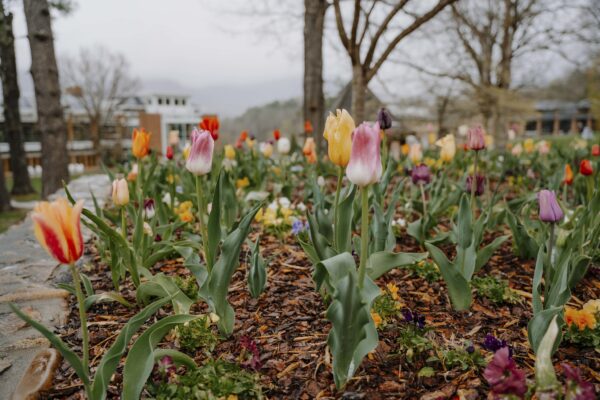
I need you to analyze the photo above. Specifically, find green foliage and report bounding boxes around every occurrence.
[472,276,519,305]
[406,260,441,283]
[177,317,218,353]
[434,346,486,371]
[564,322,600,350]
[372,292,400,325]
[247,236,267,299]
[397,325,433,363]
[149,359,263,400]
[174,275,200,300]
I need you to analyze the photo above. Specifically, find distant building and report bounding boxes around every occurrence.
[0,91,205,171]
[524,100,596,135]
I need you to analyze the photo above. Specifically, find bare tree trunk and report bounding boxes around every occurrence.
[90,115,100,163]
[351,64,367,123]
[23,0,68,198]
[0,159,11,211]
[303,0,326,148]
[0,5,35,195]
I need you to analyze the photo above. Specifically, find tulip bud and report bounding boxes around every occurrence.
[304,120,313,134]
[224,144,236,160]
[323,109,355,167]
[168,130,180,146]
[260,142,274,158]
[166,145,174,160]
[537,190,563,223]
[435,134,456,162]
[465,174,485,196]
[144,198,155,219]
[132,128,151,159]
[579,159,593,176]
[277,137,291,154]
[273,129,281,141]
[346,122,382,187]
[143,222,153,236]
[408,144,422,164]
[592,144,600,157]
[467,126,486,151]
[185,128,214,176]
[563,164,573,185]
[411,164,431,185]
[199,116,219,141]
[112,178,129,206]
[127,164,138,182]
[377,107,392,130]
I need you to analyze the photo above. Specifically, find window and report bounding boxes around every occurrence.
[174,99,179,105]
[182,99,186,106]
[166,98,170,105]
[158,98,163,105]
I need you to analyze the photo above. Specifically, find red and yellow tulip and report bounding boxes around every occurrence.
[132,128,151,159]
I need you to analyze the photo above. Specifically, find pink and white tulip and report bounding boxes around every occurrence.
[346,122,382,187]
[185,128,214,176]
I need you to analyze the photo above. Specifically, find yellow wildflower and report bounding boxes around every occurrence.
[371,311,383,328]
[179,210,194,223]
[386,283,400,301]
[236,177,250,189]
[582,299,600,315]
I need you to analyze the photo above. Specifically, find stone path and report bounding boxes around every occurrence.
[0,175,110,400]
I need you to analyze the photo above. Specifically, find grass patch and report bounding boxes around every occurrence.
[0,208,28,234]
[4,176,42,202]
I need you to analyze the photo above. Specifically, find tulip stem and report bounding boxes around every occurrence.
[138,161,144,204]
[333,166,344,251]
[120,207,127,239]
[68,262,90,396]
[358,186,370,289]
[471,151,478,217]
[544,223,555,301]
[169,162,175,210]
[419,183,427,217]
[195,175,211,271]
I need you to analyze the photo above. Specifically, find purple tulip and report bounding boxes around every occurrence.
[537,190,563,223]
[346,122,382,187]
[562,363,596,400]
[467,125,486,151]
[186,128,214,176]
[377,107,392,130]
[411,164,431,185]
[465,175,485,196]
[483,347,527,398]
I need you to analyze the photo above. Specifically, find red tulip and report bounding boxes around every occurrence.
[199,116,219,141]
[273,129,281,141]
[580,159,593,176]
[304,120,313,134]
[592,144,600,157]
[166,145,174,160]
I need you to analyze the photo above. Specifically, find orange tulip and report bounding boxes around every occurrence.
[304,120,314,134]
[303,137,317,164]
[200,116,219,141]
[563,164,573,185]
[132,128,151,159]
[32,198,84,264]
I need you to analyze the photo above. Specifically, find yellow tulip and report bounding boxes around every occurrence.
[132,128,151,159]
[183,143,191,160]
[435,134,456,162]
[401,143,410,156]
[524,138,534,153]
[408,144,422,164]
[111,178,129,206]
[224,144,235,160]
[32,198,84,264]
[323,109,355,167]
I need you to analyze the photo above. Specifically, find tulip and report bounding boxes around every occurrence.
[240,130,248,141]
[132,128,151,159]
[323,109,355,168]
[538,190,563,223]
[199,116,219,141]
[346,122,382,187]
[168,130,180,146]
[563,164,573,185]
[186,128,214,176]
[524,138,535,153]
[467,126,486,151]
[304,120,313,134]
[411,164,431,185]
[592,144,600,157]
[246,135,256,149]
[182,143,191,160]
[465,175,485,196]
[435,134,456,162]
[408,143,422,164]
[537,140,550,155]
[389,141,401,161]
[224,144,236,160]
[166,145,174,160]
[32,198,84,264]
[401,143,410,156]
[377,107,392,130]
[260,141,274,158]
[273,129,281,141]
[144,198,155,219]
[511,143,523,156]
[277,137,291,154]
[580,159,593,176]
[112,178,129,206]
[303,137,317,164]
[127,163,138,182]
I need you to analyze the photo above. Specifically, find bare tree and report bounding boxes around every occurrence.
[24,0,69,198]
[304,0,327,148]
[61,46,139,160]
[0,1,35,195]
[331,0,457,122]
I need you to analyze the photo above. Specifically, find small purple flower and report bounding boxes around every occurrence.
[483,347,527,398]
[537,189,564,223]
[292,219,308,235]
[402,308,425,329]
[156,355,175,379]
[482,334,512,356]
[465,174,485,196]
[411,164,431,185]
[562,363,596,400]
[240,336,261,370]
[466,344,475,354]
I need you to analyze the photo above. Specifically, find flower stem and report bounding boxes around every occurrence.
[169,162,175,210]
[138,160,144,204]
[120,207,127,239]
[419,183,427,217]
[333,166,344,251]
[68,262,91,397]
[544,223,556,301]
[470,151,478,217]
[195,175,211,272]
[357,186,370,288]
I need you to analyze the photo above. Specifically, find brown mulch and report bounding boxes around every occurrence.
[41,227,600,399]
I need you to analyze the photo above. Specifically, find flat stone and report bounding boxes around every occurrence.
[11,348,61,400]
[0,358,12,375]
